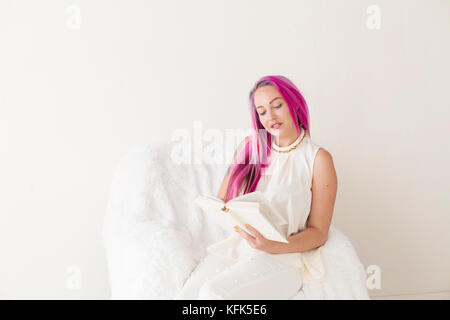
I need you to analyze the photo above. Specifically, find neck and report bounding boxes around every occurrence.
[274,128,303,147]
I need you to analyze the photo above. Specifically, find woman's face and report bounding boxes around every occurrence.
[253,85,297,140]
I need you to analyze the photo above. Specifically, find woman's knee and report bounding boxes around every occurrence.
[197,280,227,300]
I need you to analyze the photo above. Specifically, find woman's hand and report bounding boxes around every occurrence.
[234,224,283,254]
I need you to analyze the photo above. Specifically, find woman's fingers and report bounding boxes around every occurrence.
[244,224,264,240]
[234,224,274,251]
[234,225,255,241]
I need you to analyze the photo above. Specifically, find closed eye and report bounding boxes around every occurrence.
[259,104,282,116]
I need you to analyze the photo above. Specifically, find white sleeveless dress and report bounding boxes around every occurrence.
[206,127,327,284]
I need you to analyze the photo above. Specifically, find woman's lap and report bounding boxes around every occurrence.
[175,251,303,300]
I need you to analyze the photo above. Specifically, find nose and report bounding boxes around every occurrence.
[266,108,278,122]
[265,107,275,118]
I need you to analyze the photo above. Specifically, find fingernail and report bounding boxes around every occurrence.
[234,225,239,232]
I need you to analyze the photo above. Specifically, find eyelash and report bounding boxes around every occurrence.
[259,104,282,116]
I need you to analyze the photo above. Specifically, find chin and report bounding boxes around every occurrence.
[270,131,282,137]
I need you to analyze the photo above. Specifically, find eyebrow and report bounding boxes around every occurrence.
[256,96,282,109]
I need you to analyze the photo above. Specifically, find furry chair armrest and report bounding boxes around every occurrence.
[102,142,228,299]
[103,220,198,299]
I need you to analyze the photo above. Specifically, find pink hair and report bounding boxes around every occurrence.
[224,75,311,202]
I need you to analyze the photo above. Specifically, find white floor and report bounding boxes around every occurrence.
[371,290,450,300]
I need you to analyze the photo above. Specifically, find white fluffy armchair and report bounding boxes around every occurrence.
[102,140,370,299]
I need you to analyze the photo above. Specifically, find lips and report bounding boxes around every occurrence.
[271,122,282,129]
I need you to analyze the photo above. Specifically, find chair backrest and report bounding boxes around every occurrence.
[103,139,231,259]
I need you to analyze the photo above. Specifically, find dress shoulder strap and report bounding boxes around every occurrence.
[302,135,322,186]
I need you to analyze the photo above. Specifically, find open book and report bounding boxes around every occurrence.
[194,190,289,243]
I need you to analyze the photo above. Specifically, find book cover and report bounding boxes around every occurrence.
[194,191,288,243]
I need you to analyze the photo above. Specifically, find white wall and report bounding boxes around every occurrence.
[0,0,449,299]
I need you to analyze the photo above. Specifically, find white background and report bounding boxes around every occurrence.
[1,0,449,299]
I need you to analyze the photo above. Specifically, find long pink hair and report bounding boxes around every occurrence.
[224,75,311,202]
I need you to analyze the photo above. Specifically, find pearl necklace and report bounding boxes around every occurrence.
[271,129,306,153]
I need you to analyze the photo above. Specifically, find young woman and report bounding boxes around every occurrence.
[175,75,369,300]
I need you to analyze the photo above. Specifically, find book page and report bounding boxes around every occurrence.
[226,203,288,243]
[230,191,288,226]
[195,191,288,242]
[194,195,238,231]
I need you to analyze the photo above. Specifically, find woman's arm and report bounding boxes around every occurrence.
[237,148,337,254]
[216,135,251,202]
[277,148,337,253]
